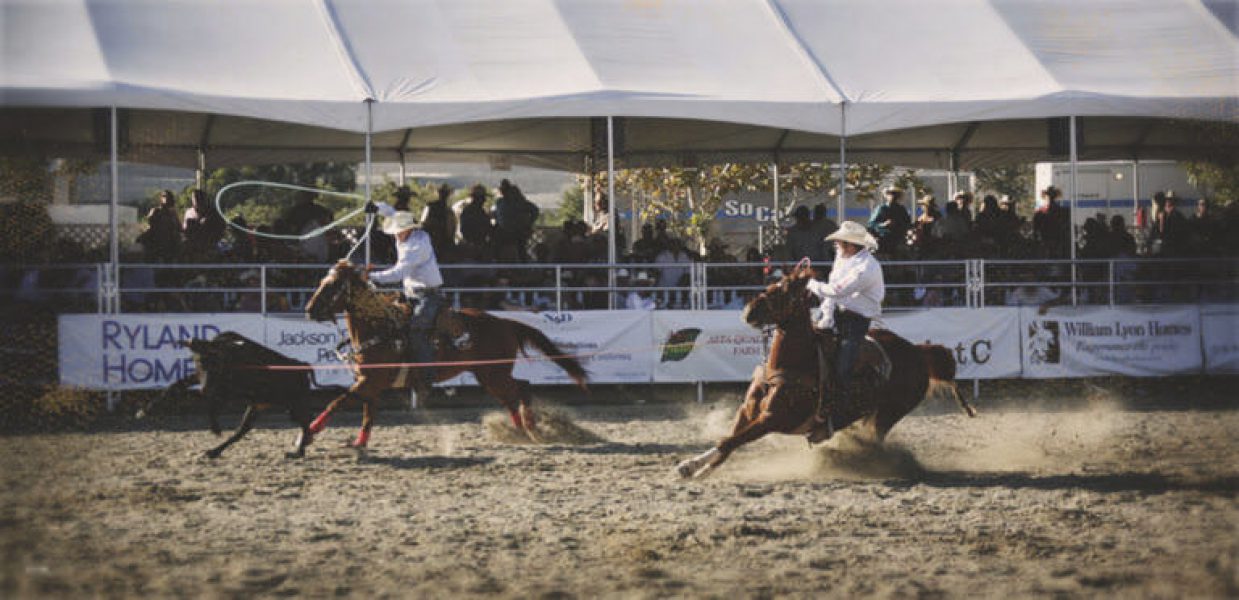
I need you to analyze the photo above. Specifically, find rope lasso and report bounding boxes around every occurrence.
[213,180,377,263]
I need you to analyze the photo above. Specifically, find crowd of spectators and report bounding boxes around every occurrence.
[5,179,1238,314]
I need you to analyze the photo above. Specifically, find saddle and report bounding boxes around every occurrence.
[813,330,892,421]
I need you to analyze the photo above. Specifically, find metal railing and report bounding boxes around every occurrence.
[1,258,1235,314]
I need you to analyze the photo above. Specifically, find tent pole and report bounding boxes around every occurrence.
[607,116,617,266]
[1132,159,1140,220]
[364,100,373,265]
[769,162,779,251]
[837,103,847,222]
[398,150,407,185]
[109,106,119,312]
[196,147,206,190]
[107,106,120,412]
[1069,115,1078,305]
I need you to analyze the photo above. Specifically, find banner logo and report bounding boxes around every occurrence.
[1026,320,1061,365]
[660,328,703,363]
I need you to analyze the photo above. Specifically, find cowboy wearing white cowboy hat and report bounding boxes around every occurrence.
[804,220,885,438]
[364,200,448,402]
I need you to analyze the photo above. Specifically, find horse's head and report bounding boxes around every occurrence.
[741,261,816,329]
[305,260,363,323]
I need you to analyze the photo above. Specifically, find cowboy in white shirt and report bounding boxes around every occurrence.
[365,201,449,400]
[804,221,885,430]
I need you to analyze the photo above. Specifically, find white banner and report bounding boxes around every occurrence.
[440,310,654,386]
[1201,305,1239,374]
[1020,306,1202,378]
[58,314,265,390]
[263,316,355,388]
[881,308,1023,379]
[652,311,765,382]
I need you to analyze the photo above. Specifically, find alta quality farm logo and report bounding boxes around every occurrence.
[1026,320,1061,365]
[660,328,703,363]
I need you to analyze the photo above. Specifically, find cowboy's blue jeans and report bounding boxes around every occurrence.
[833,308,871,403]
[406,288,445,383]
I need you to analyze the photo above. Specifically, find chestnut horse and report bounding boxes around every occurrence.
[302,261,588,449]
[676,264,976,478]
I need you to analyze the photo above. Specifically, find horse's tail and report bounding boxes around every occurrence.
[919,344,977,418]
[512,321,590,392]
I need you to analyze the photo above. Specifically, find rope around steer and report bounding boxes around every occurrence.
[213,180,376,261]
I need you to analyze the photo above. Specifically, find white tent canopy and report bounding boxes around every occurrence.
[2,0,1236,168]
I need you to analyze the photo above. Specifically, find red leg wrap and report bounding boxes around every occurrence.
[509,410,523,429]
[353,429,370,448]
[308,412,331,434]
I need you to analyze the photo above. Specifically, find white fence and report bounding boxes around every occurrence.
[59,305,1238,391]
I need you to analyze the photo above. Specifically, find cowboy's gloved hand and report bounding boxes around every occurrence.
[364,201,379,214]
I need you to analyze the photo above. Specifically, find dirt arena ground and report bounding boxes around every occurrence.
[2,388,1237,598]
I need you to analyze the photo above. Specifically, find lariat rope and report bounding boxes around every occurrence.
[213,180,376,261]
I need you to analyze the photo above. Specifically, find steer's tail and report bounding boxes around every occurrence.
[919,344,977,418]
[512,321,589,392]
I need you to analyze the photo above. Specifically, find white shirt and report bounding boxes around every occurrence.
[805,248,884,328]
[369,202,444,295]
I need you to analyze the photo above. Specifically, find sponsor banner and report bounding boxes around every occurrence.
[58,314,264,390]
[1201,305,1239,374]
[881,308,1022,379]
[440,310,654,386]
[264,316,355,388]
[652,311,764,382]
[1020,306,1202,378]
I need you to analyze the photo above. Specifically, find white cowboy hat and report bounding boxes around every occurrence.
[380,211,419,235]
[824,221,879,251]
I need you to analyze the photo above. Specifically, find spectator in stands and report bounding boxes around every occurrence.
[1152,191,1189,257]
[868,187,911,256]
[182,189,226,258]
[392,185,414,212]
[492,179,539,262]
[974,194,1001,243]
[631,223,659,263]
[588,193,610,236]
[1033,185,1069,258]
[655,238,692,308]
[285,191,334,262]
[1109,214,1137,257]
[626,270,659,310]
[459,184,493,247]
[954,192,974,225]
[937,200,970,242]
[1189,198,1217,255]
[994,195,1022,241]
[786,205,822,261]
[138,190,182,263]
[810,203,838,260]
[552,220,589,264]
[420,184,457,260]
[914,194,941,238]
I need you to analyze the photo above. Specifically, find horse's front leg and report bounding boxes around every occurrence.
[205,405,258,459]
[677,382,764,478]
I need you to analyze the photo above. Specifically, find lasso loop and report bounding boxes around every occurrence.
[213,181,367,242]
[213,180,377,263]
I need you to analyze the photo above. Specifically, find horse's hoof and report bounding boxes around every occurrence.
[204,450,221,460]
[675,461,696,479]
[284,450,305,459]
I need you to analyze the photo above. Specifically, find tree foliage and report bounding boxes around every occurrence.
[974,164,1035,212]
[1184,161,1239,206]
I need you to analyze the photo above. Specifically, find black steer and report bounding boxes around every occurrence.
[154,331,328,459]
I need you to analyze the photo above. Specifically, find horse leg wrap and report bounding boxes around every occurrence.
[353,428,370,448]
[509,410,523,429]
[308,412,331,434]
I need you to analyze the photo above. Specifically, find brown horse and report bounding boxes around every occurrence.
[676,263,976,478]
[302,261,588,449]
